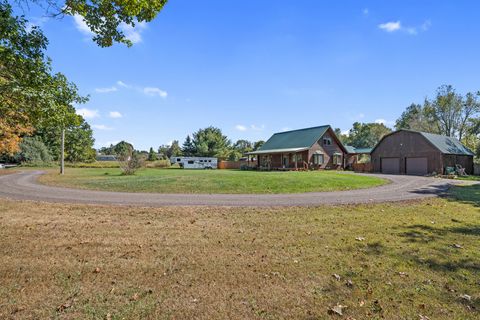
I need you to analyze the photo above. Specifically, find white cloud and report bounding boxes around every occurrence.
[95,86,118,93]
[378,20,431,35]
[375,119,394,126]
[116,80,131,88]
[109,111,123,118]
[120,21,147,44]
[378,21,401,32]
[76,108,99,119]
[235,125,247,131]
[143,87,168,98]
[73,14,94,36]
[92,124,113,130]
[363,8,369,15]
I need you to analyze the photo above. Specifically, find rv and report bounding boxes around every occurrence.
[170,156,218,169]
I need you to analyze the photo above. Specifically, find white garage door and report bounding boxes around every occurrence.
[381,158,400,174]
[406,157,428,176]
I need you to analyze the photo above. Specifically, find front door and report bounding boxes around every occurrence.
[283,155,289,167]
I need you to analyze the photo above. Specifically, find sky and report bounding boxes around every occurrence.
[17,0,480,150]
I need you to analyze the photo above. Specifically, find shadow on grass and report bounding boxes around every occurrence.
[447,183,480,207]
[398,223,480,273]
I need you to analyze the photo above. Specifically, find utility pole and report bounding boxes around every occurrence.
[60,128,65,175]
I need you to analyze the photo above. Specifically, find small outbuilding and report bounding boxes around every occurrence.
[371,129,474,175]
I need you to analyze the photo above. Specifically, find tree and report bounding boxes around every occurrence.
[0,1,87,170]
[14,0,168,47]
[182,135,196,156]
[253,140,265,151]
[36,116,95,162]
[14,136,52,164]
[118,149,144,175]
[192,126,230,158]
[167,140,182,158]
[148,147,158,161]
[113,141,134,157]
[395,86,480,141]
[233,140,253,154]
[344,122,392,148]
[395,103,438,133]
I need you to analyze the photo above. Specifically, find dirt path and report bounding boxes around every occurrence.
[0,170,462,207]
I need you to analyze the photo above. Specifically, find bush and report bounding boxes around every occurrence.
[118,151,144,175]
[15,137,53,165]
[145,160,171,168]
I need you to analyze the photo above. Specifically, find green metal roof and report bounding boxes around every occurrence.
[419,131,474,156]
[256,125,330,152]
[344,145,373,154]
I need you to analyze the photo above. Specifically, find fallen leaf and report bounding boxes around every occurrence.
[93,267,101,273]
[332,273,341,281]
[452,244,463,249]
[460,294,472,301]
[419,315,430,320]
[355,237,365,241]
[328,304,347,316]
[398,272,408,277]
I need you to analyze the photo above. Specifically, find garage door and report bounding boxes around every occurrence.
[381,158,400,174]
[406,157,428,176]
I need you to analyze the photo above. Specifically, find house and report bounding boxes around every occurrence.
[246,125,348,170]
[344,145,372,168]
[371,129,474,175]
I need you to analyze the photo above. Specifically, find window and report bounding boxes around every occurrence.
[313,154,324,165]
[323,138,332,146]
[188,160,194,164]
[208,160,212,162]
[332,154,342,165]
[177,158,181,162]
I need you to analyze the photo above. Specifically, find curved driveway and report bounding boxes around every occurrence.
[0,170,461,207]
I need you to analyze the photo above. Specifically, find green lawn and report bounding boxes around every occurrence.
[38,168,387,194]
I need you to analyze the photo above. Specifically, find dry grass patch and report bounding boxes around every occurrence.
[0,198,479,319]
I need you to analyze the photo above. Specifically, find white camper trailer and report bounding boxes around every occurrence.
[170,156,218,169]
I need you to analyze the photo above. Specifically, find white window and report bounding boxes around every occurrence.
[313,154,324,165]
[332,154,342,165]
[323,138,332,146]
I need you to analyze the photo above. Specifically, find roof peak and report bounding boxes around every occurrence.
[273,125,330,135]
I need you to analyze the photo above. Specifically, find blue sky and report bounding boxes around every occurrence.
[20,1,480,150]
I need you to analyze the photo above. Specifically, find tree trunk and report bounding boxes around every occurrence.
[60,128,65,175]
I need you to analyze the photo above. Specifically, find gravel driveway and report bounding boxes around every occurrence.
[0,170,461,207]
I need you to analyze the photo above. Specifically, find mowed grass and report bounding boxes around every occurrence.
[1,189,480,319]
[38,168,386,194]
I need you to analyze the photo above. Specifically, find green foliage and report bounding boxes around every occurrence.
[344,122,392,148]
[15,0,168,47]
[192,126,230,158]
[181,135,196,156]
[396,85,480,141]
[35,117,95,162]
[253,140,265,151]
[0,1,87,155]
[147,147,158,161]
[14,136,52,164]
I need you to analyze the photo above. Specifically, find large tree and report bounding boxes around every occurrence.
[192,126,230,158]
[181,135,196,156]
[396,86,480,141]
[14,0,168,47]
[0,1,87,156]
[344,122,392,148]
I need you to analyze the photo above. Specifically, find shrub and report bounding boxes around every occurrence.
[118,151,144,175]
[145,160,171,168]
[15,137,53,165]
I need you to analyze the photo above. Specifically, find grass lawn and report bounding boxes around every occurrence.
[37,168,387,194]
[1,187,479,319]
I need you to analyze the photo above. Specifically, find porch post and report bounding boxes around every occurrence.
[294,152,297,170]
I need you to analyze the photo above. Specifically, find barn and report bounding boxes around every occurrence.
[371,129,474,175]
